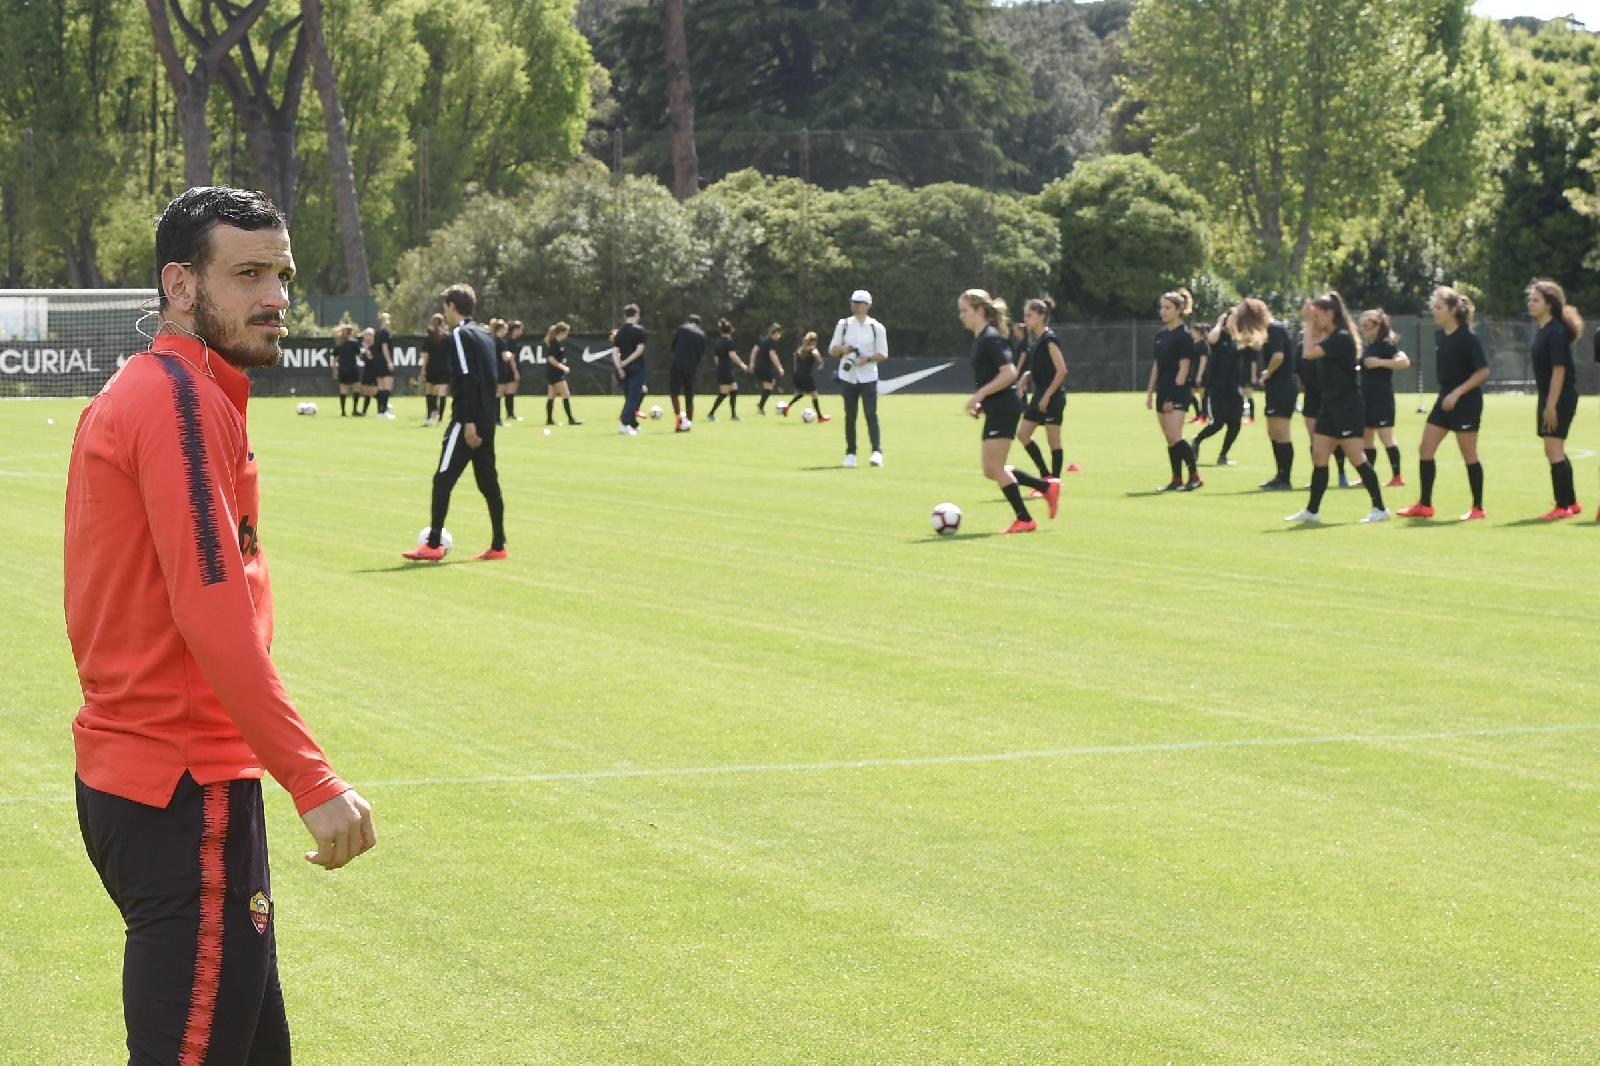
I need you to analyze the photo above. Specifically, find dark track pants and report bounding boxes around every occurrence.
[620,369,647,427]
[841,380,881,455]
[77,772,290,1066]
[431,421,506,550]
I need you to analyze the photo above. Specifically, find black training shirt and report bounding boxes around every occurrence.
[671,323,707,371]
[971,324,1015,390]
[1316,330,1360,403]
[1153,325,1195,389]
[714,336,735,374]
[1434,327,1488,393]
[1531,319,1576,397]
[1361,338,1398,398]
[1206,332,1240,394]
[334,339,361,374]
[615,323,647,376]
[1029,329,1065,399]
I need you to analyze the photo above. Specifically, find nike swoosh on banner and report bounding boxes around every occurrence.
[581,346,617,364]
[877,362,955,395]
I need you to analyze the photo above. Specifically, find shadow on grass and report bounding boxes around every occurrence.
[911,530,1000,543]
[351,560,467,574]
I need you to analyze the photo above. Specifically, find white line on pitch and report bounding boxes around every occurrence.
[5,722,1596,807]
[359,721,1600,790]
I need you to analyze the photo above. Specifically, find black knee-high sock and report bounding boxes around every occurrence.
[708,393,726,416]
[684,394,694,419]
[1023,441,1049,479]
[1550,460,1567,507]
[1334,450,1347,479]
[1307,466,1330,514]
[1419,458,1437,505]
[1219,419,1241,458]
[361,395,371,414]
[1050,447,1063,477]
[380,390,392,414]
[1001,481,1033,521]
[1356,461,1384,509]
[1556,458,1576,507]
[1281,441,1295,482]
[563,397,577,421]
[790,392,805,408]
[812,396,822,415]
[1364,447,1377,468]
[506,395,516,418]
[758,387,771,411]
[1466,461,1483,509]
[339,393,348,415]
[1386,445,1401,476]
[1167,443,1182,482]
[546,399,557,423]
[1011,467,1049,492]
[1179,439,1197,477]
[729,393,739,416]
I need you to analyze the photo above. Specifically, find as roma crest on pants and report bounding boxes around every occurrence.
[250,891,272,935]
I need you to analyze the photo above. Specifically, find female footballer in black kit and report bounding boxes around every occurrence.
[544,321,582,426]
[331,323,360,415]
[1144,288,1202,492]
[751,323,784,414]
[419,313,452,425]
[1016,297,1069,483]
[1397,286,1491,521]
[1187,320,1211,425]
[1297,315,1347,487]
[959,288,1060,533]
[705,319,747,421]
[502,320,525,421]
[1357,309,1409,485]
[357,325,379,416]
[1526,279,1584,520]
[1250,301,1298,490]
[1193,308,1244,465]
[1283,292,1390,524]
[782,331,830,421]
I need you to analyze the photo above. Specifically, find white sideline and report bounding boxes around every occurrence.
[5,722,1595,806]
[360,721,1600,790]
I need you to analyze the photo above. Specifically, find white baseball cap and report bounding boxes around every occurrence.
[850,289,872,305]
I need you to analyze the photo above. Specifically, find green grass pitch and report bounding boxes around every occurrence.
[2,390,1597,1063]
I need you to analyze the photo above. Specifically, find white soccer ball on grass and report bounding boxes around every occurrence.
[930,503,962,536]
[417,527,453,556]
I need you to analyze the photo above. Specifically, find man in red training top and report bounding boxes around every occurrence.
[64,186,376,1065]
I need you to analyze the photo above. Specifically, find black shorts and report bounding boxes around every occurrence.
[1315,395,1365,439]
[982,402,1022,441]
[496,366,515,385]
[1263,378,1298,417]
[1426,391,1484,433]
[756,372,776,387]
[1161,386,1192,411]
[337,369,360,385]
[424,369,451,386]
[715,366,735,387]
[1300,385,1322,420]
[1023,390,1066,426]
[669,365,696,394]
[77,773,289,1064]
[1537,389,1579,439]
[359,368,380,386]
[544,369,567,387]
[1364,389,1396,428]
[795,371,817,393]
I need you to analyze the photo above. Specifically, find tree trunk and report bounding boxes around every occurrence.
[215,18,309,222]
[301,0,370,295]
[145,0,275,189]
[662,0,700,200]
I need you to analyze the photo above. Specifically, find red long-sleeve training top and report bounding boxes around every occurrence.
[64,335,346,815]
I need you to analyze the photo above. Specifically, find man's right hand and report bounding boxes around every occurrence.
[464,423,483,448]
[302,788,376,870]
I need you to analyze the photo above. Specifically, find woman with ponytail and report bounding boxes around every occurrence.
[1144,287,1202,492]
[1358,309,1409,485]
[543,321,581,426]
[1526,279,1584,520]
[1016,296,1070,482]
[1283,292,1390,524]
[1235,299,1298,490]
[1396,287,1491,521]
[1193,306,1245,466]
[958,289,1060,533]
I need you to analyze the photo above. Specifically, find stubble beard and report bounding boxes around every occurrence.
[193,283,282,369]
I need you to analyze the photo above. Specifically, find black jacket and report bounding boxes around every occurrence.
[448,319,501,427]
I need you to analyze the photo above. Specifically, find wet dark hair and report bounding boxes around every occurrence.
[154,186,286,308]
[623,303,640,318]
[717,317,732,336]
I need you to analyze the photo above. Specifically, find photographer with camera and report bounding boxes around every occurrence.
[829,288,888,467]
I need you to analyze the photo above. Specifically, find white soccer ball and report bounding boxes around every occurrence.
[678,416,692,431]
[931,502,962,536]
[648,404,663,419]
[296,401,318,416]
[417,526,453,556]
[801,407,817,423]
